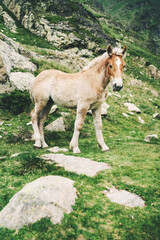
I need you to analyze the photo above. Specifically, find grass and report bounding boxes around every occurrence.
[0,74,159,239]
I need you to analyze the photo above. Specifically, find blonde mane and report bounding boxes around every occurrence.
[83,47,124,71]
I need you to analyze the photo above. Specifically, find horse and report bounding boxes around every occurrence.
[30,45,127,153]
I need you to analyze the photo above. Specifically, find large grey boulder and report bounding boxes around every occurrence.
[0,33,37,75]
[9,72,35,90]
[41,153,111,177]
[0,176,77,230]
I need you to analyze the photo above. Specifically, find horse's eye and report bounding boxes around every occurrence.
[109,64,113,69]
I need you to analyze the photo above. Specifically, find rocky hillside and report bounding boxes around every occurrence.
[0,0,115,50]
[0,0,160,92]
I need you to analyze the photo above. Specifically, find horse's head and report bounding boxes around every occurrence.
[106,45,127,91]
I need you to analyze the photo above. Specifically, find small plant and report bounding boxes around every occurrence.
[15,151,46,174]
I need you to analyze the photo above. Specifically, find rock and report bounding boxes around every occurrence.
[145,134,158,142]
[26,121,32,126]
[48,147,68,153]
[87,110,92,115]
[45,117,65,132]
[43,47,92,72]
[0,55,8,83]
[101,102,110,116]
[157,71,160,78]
[130,79,142,87]
[0,135,2,139]
[41,153,111,177]
[11,152,28,158]
[87,102,110,116]
[48,31,82,49]
[2,11,17,33]
[0,34,37,77]
[49,105,58,114]
[60,112,70,117]
[0,81,15,93]
[104,186,145,208]
[138,116,145,124]
[0,176,77,230]
[153,113,160,119]
[112,93,121,98]
[124,103,141,113]
[9,72,35,90]
[122,113,129,118]
[5,123,12,126]
[128,112,134,115]
[148,65,159,79]
[150,89,159,97]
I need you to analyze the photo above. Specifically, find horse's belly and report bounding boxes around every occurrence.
[51,91,77,108]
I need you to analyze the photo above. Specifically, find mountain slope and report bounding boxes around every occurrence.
[83,0,160,54]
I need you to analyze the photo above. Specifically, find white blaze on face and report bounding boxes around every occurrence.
[116,57,121,70]
[113,57,123,87]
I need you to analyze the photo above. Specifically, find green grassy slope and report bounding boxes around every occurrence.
[0,81,159,239]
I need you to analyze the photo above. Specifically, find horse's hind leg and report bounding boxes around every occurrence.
[39,99,53,148]
[31,100,48,148]
[92,105,109,152]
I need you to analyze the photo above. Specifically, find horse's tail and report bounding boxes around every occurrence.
[29,78,35,104]
[29,90,34,104]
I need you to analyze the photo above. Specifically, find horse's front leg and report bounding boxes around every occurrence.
[70,103,88,153]
[92,105,109,152]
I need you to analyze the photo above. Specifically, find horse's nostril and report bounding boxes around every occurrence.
[113,84,123,91]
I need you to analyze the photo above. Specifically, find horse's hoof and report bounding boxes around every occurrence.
[73,147,81,154]
[34,143,42,149]
[34,145,41,149]
[42,143,48,148]
[102,145,109,152]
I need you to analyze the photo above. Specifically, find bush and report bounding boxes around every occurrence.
[15,151,47,175]
[0,89,32,115]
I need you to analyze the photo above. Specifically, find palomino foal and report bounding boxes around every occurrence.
[30,45,126,153]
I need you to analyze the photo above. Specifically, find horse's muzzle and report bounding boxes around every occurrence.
[113,83,123,91]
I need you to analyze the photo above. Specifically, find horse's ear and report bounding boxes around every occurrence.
[107,45,112,57]
[122,46,127,58]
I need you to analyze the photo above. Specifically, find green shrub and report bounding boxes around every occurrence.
[15,151,46,175]
[0,89,32,115]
